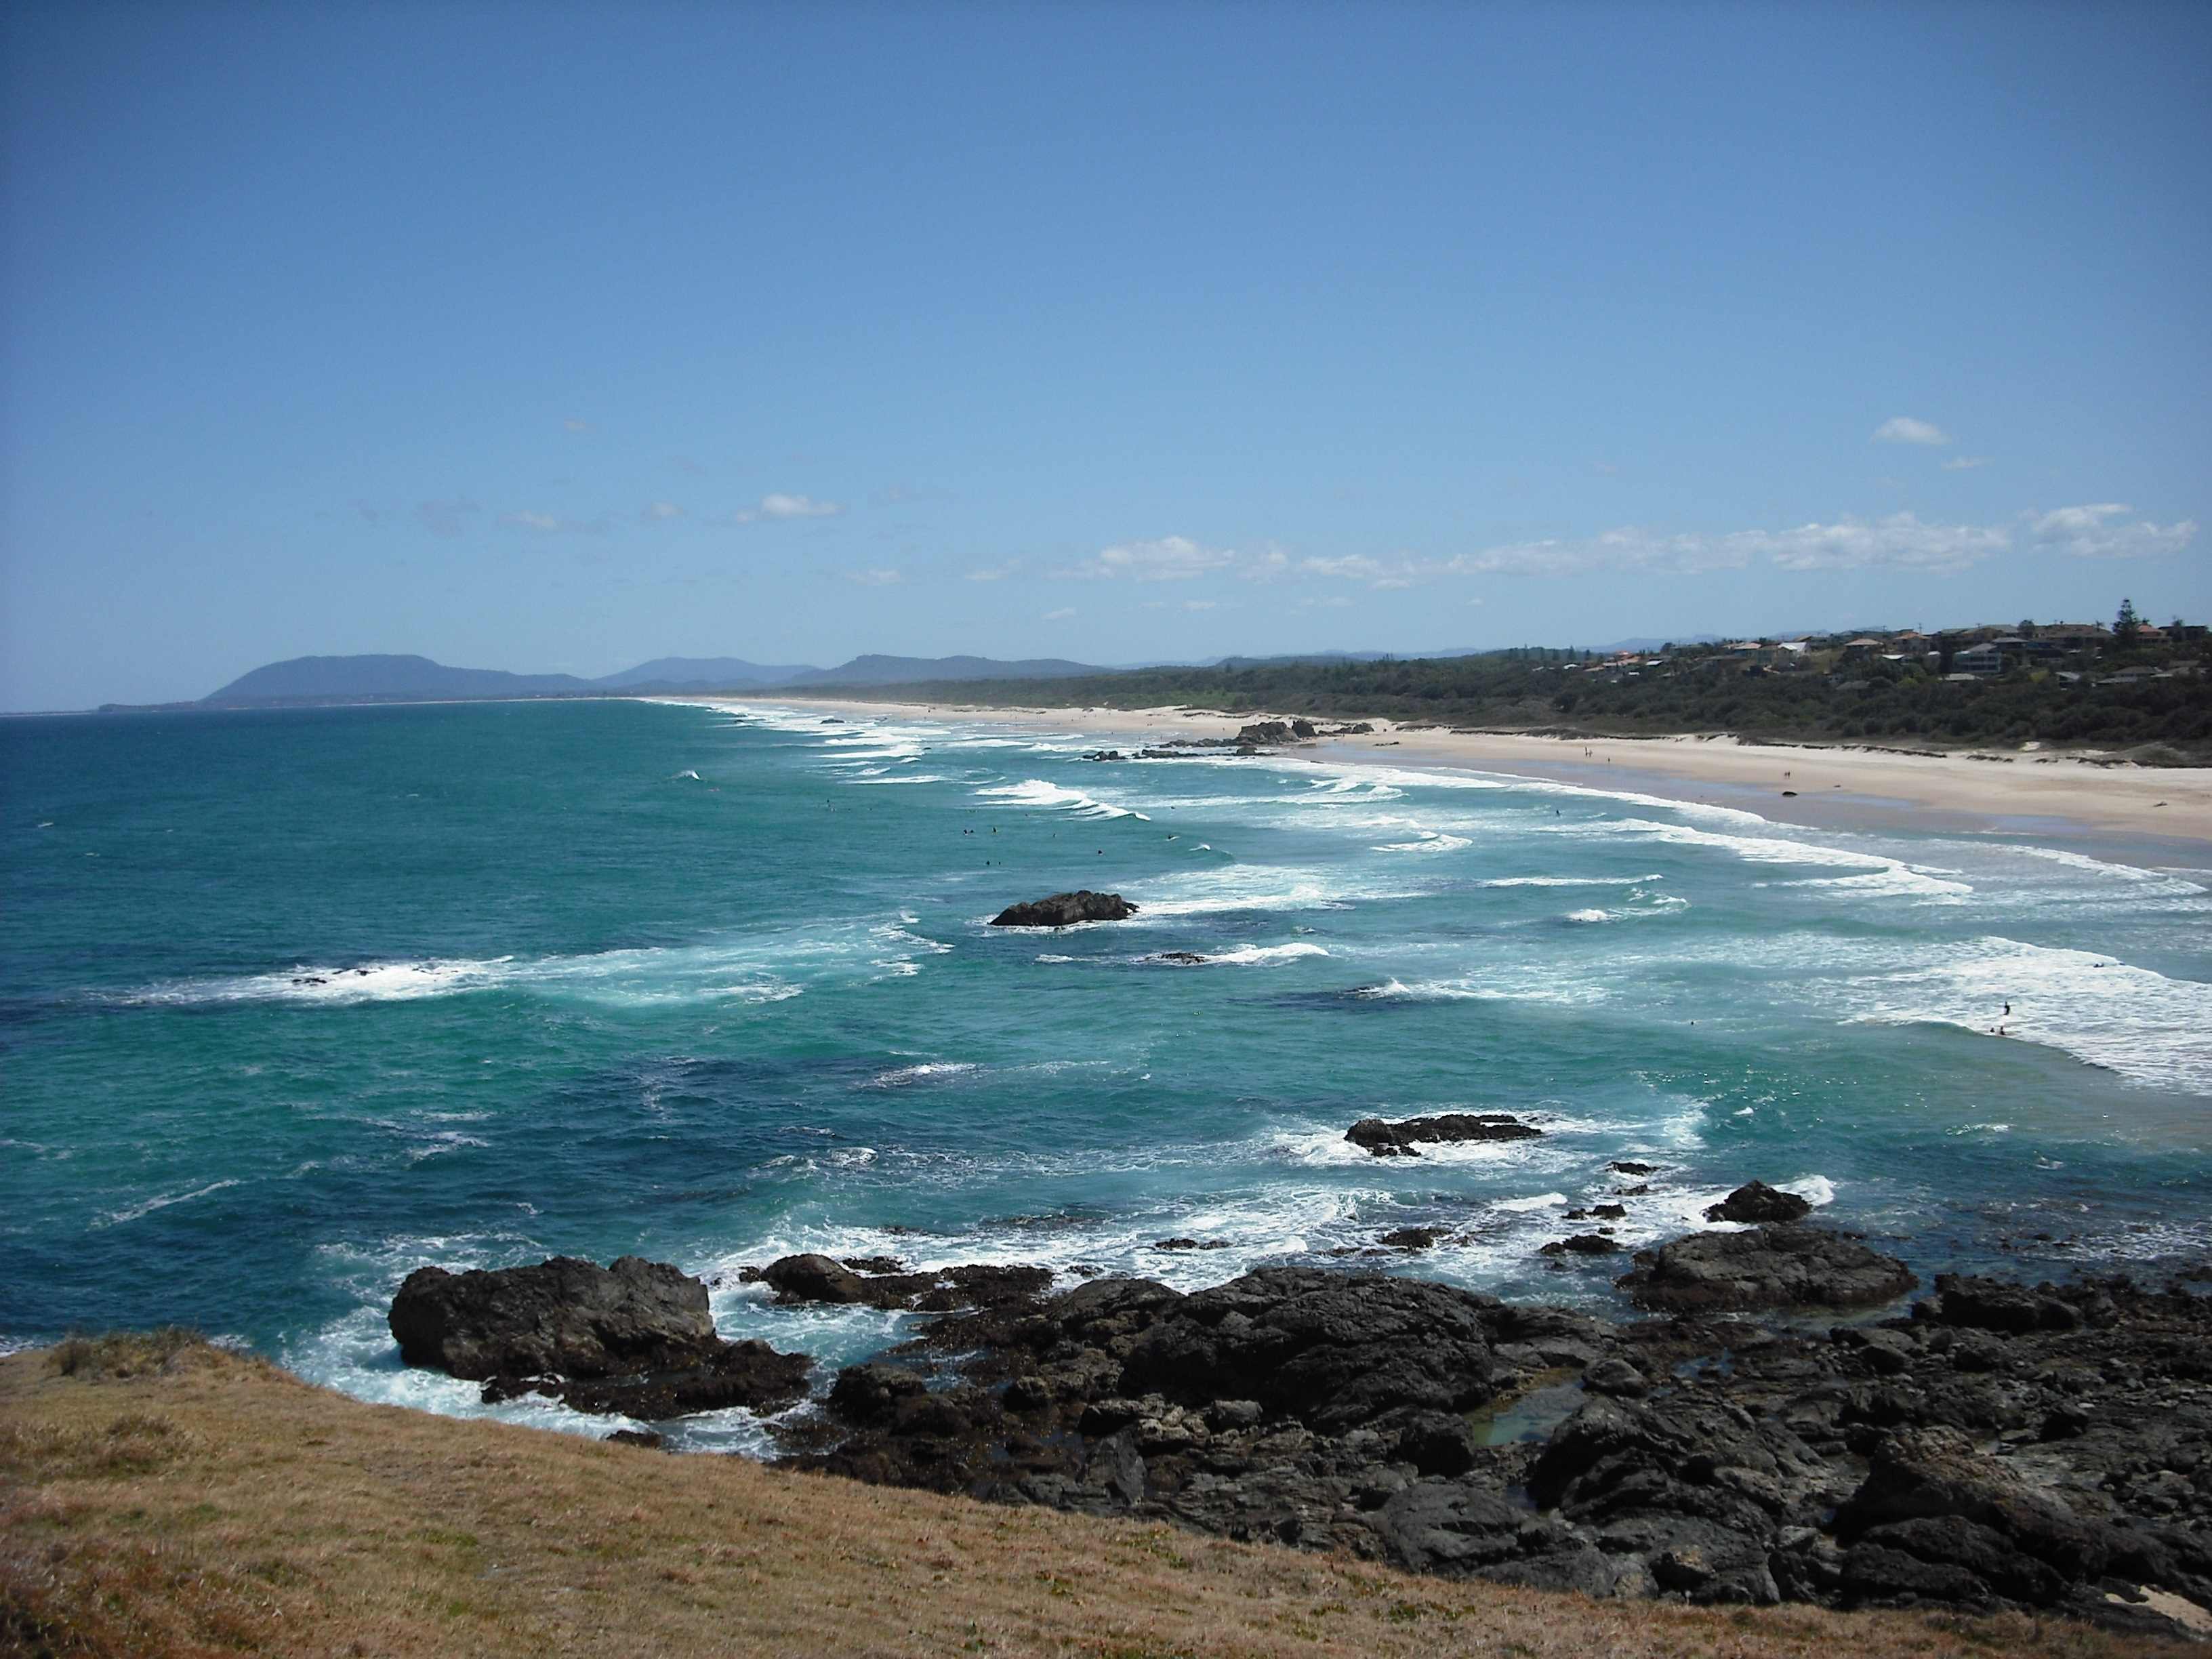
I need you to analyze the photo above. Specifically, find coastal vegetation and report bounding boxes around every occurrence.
[1,1335,2187,1659]
[787,626,2212,762]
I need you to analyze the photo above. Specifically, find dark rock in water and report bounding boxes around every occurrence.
[1379,1226,1446,1251]
[1616,1227,1917,1313]
[388,1254,814,1418]
[841,1254,906,1275]
[390,1255,726,1379]
[1705,1181,1814,1224]
[988,890,1137,927]
[1153,951,1206,965]
[761,1253,1053,1312]
[1117,1267,1496,1431]
[1345,1113,1542,1157]
[1151,1237,1229,1252]
[1541,1234,1622,1257]
[1610,1161,1658,1176]
[604,1428,665,1448]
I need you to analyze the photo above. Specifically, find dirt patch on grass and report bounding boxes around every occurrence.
[0,1337,2192,1658]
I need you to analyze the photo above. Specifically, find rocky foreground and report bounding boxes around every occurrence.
[391,1213,2212,1641]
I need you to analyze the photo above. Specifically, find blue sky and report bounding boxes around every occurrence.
[2,1,2206,709]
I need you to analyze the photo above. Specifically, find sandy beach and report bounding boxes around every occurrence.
[702,694,2212,857]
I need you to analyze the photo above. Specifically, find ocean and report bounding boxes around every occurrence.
[3,697,2208,1454]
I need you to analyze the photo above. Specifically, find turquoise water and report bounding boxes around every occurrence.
[4,697,2209,1450]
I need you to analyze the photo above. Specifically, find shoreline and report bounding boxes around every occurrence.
[692,693,2212,859]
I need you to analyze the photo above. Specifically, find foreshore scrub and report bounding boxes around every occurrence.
[1,1334,2192,1659]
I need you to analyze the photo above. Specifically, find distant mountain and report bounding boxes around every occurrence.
[787,654,1105,686]
[204,655,594,704]
[593,657,815,689]
[200,651,1113,705]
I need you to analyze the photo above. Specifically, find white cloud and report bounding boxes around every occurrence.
[499,509,607,535]
[726,493,844,523]
[1298,596,1353,609]
[417,498,480,537]
[642,501,684,520]
[1043,606,1076,619]
[966,560,1023,582]
[1465,596,1486,607]
[844,568,903,586]
[1940,455,1993,471]
[562,418,598,434]
[2030,504,2196,560]
[1183,599,1220,611]
[1872,416,1954,446]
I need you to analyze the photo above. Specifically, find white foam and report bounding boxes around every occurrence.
[121,917,948,1011]
[1373,831,1473,853]
[1202,941,1332,966]
[1827,935,2212,1094]
[975,778,1150,820]
[1565,908,1610,924]
[94,1179,241,1228]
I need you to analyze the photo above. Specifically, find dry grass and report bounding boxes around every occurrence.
[0,1335,2192,1658]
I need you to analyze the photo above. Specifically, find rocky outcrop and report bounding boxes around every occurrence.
[1115,1269,1497,1431]
[391,1256,725,1378]
[1704,1181,1813,1224]
[988,890,1137,927]
[749,1254,1053,1313]
[760,1254,2212,1638]
[1345,1113,1542,1157]
[1615,1227,1917,1313]
[388,1255,811,1418]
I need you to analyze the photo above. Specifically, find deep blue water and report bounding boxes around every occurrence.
[3,697,2207,1450]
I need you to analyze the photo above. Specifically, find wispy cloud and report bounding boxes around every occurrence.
[724,493,844,523]
[1069,535,1243,581]
[1940,455,1993,471]
[641,500,684,520]
[1460,514,2005,575]
[562,417,599,434]
[1871,416,1954,446]
[844,568,903,586]
[2030,504,2196,560]
[417,498,480,537]
[966,559,1024,582]
[1043,606,1076,619]
[500,509,607,535]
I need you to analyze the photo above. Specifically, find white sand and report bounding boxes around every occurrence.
[695,695,2212,853]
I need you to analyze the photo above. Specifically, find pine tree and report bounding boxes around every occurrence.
[2116,598,2142,647]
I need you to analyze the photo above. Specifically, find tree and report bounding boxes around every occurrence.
[2116,598,2142,647]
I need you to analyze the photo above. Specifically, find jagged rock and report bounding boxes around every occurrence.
[1118,1267,1496,1431]
[1616,1227,1917,1313]
[760,1253,1052,1311]
[828,1362,930,1425]
[1540,1233,1620,1256]
[388,1254,814,1418]
[390,1255,727,1378]
[988,890,1137,927]
[1705,1181,1814,1225]
[1345,1113,1542,1156]
[1917,1273,2085,1334]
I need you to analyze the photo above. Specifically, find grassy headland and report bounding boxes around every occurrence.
[1,1334,2192,1659]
